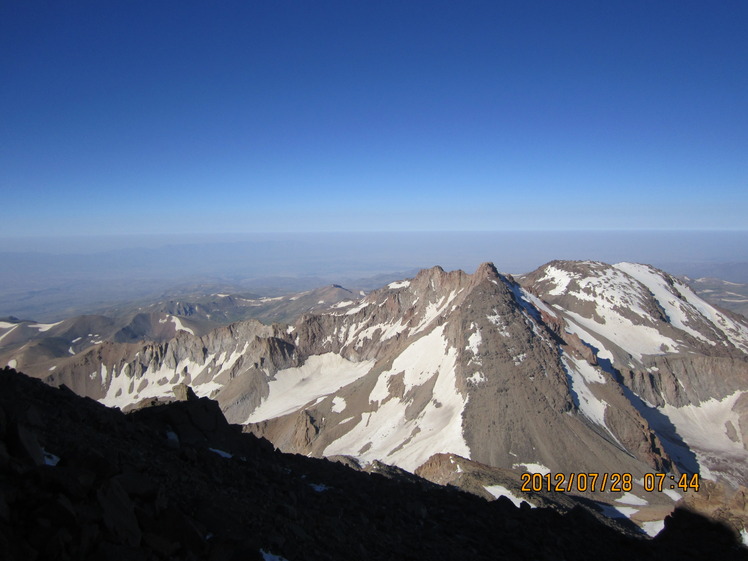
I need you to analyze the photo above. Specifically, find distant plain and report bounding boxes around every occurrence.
[2,230,747,322]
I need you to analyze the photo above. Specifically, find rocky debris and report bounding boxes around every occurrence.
[680,479,748,540]
[1,366,746,560]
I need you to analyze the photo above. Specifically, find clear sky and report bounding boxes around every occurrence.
[2,0,747,237]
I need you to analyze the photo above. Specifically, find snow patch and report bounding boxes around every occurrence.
[484,485,535,508]
[344,302,369,315]
[661,390,747,481]
[209,448,233,459]
[326,325,469,472]
[537,265,576,296]
[616,492,648,506]
[512,462,551,475]
[467,328,482,355]
[331,396,346,413]
[33,321,62,332]
[42,449,60,466]
[562,354,620,446]
[487,312,510,337]
[387,280,411,289]
[467,372,486,384]
[171,316,194,335]
[564,309,679,360]
[412,290,458,335]
[641,519,665,537]
[260,550,289,561]
[0,324,18,344]
[615,262,748,352]
[245,354,375,423]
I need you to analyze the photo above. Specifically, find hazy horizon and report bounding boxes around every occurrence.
[2,229,747,322]
[3,4,746,318]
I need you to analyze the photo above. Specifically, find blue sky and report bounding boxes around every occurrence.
[2,1,747,237]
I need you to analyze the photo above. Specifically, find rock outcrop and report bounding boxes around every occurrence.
[1,366,746,561]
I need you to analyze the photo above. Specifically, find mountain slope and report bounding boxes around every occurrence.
[4,366,745,561]
[18,260,748,536]
[521,260,748,487]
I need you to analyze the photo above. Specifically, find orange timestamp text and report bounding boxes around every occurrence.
[520,472,700,493]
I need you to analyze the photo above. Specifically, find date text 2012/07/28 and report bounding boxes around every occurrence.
[520,472,700,493]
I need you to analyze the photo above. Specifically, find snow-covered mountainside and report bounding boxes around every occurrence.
[11,260,748,536]
[0,284,357,374]
[522,261,748,488]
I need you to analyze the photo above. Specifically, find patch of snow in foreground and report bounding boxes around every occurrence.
[512,462,551,475]
[260,550,289,561]
[641,519,665,537]
[742,528,748,547]
[7,359,17,369]
[209,448,233,459]
[484,485,536,508]
[245,353,375,423]
[42,448,60,466]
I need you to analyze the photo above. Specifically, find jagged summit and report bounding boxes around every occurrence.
[474,261,501,279]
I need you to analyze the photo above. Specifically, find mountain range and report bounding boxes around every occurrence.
[4,365,746,560]
[2,259,748,544]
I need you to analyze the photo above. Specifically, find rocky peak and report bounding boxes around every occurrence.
[473,261,501,280]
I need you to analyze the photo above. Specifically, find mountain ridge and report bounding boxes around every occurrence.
[4,365,746,560]
[4,259,748,538]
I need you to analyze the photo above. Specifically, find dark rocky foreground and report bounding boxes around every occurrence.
[0,367,745,561]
